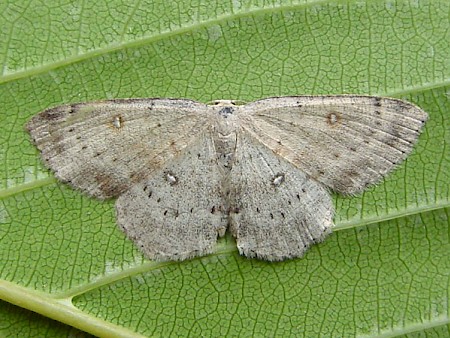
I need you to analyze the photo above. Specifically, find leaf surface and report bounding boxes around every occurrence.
[1,0,449,336]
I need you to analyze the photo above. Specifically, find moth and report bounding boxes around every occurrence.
[26,96,428,261]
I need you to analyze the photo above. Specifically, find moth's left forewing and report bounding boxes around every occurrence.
[239,96,428,194]
[26,99,210,199]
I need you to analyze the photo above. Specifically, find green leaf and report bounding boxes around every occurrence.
[0,299,94,338]
[1,0,448,336]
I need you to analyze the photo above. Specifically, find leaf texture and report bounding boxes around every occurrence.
[0,0,448,336]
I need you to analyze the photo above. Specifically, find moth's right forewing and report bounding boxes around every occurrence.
[239,96,428,194]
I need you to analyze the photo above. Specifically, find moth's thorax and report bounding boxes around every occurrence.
[210,103,239,170]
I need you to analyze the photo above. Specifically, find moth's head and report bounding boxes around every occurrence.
[207,99,246,106]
